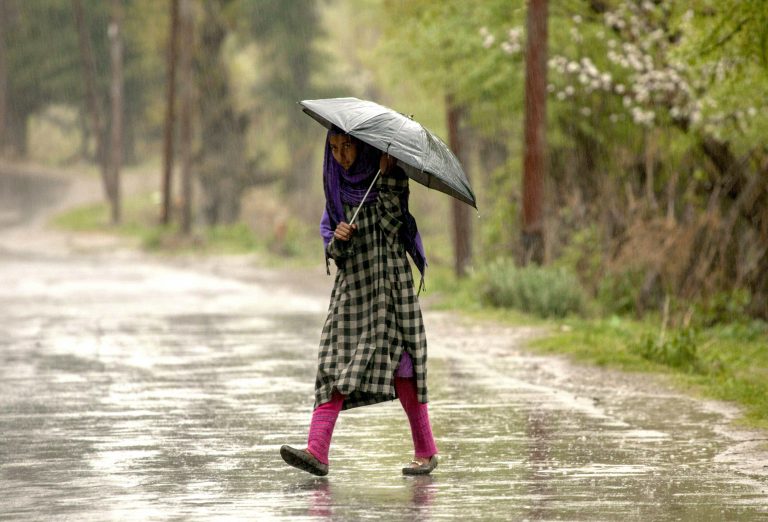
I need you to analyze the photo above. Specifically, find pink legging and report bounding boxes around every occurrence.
[306,379,438,465]
[394,377,439,459]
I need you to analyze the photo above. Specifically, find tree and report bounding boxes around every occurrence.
[72,0,113,217]
[195,0,248,225]
[107,0,124,224]
[161,0,180,225]
[2,0,158,166]
[376,0,520,275]
[243,0,324,195]
[0,1,11,155]
[483,0,768,317]
[179,0,194,233]
[4,1,95,157]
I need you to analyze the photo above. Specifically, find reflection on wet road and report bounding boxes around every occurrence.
[1,251,767,520]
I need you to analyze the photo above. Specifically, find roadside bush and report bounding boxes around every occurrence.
[477,258,586,318]
[554,225,603,293]
[693,289,752,327]
[631,327,718,374]
[597,269,644,315]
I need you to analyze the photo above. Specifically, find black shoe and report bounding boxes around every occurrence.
[402,455,438,476]
[280,445,329,476]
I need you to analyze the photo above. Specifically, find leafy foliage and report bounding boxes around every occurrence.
[239,0,327,191]
[8,0,768,320]
[631,327,704,373]
[477,258,585,318]
[597,269,644,316]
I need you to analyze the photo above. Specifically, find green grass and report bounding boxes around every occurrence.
[53,202,110,231]
[531,317,768,429]
[51,192,319,263]
[534,320,768,430]
[52,194,168,247]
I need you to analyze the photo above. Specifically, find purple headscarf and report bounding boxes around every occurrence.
[323,128,380,225]
[320,128,427,280]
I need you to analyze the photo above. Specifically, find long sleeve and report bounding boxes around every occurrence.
[326,235,355,261]
[320,209,334,248]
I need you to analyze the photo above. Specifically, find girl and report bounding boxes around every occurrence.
[280,128,438,476]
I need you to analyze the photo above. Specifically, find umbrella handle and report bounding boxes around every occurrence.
[348,169,381,226]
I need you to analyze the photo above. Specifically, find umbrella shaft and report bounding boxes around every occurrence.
[348,169,381,226]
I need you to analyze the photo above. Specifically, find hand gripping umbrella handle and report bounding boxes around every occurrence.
[348,168,381,226]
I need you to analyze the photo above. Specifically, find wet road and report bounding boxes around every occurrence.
[1,169,768,520]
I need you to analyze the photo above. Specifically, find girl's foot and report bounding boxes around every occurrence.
[402,455,438,475]
[280,445,329,476]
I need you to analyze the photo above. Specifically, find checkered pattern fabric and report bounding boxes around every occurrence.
[315,170,428,411]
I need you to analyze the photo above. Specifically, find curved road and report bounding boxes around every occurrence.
[0,166,767,520]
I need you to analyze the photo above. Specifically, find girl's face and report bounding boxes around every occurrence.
[329,134,358,171]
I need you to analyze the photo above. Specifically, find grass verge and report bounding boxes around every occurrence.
[51,191,319,265]
[532,317,768,429]
[429,269,768,430]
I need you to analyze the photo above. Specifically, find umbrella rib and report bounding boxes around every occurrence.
[387,115,411,153]
[345,108,390,135]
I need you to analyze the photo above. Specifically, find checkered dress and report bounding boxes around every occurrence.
[315,170,428,411]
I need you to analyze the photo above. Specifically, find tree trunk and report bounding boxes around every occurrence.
[0,1,8,156]
[644,129,658,211]
[446,95,472,277]
[162,0,180,225]
[521,0,548,265]
[107,0,124,225]
[178,0,194,234]
[6,104,27,157]
[72,0,110,207]
[1,1,23,157]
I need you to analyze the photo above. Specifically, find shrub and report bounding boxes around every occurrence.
[477,258,586,318]
[554,225,603,292]
[694,289,752,327]
[597,269,644,315]
[630,327,718,374]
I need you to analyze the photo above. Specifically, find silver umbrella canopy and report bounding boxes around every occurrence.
[300,97,477,209]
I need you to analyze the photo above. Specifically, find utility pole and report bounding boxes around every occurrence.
[521,0,548,265]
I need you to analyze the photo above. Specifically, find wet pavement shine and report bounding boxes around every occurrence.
[1,171,768,520]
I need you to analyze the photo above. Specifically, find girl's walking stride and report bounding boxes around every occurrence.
[280,127,438,476]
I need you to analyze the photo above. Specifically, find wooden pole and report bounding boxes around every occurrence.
[521,0,548,265]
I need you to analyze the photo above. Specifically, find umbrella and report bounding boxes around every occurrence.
[299,97,477,211]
